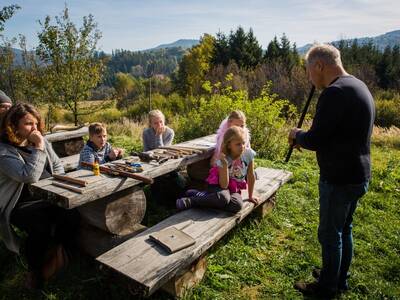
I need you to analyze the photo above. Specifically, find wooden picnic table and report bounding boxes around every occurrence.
[30,134,216,242]
[31,134,216,209]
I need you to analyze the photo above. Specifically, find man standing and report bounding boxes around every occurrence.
[289,44,375,298]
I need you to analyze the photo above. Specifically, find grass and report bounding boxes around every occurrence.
[184,145,400,299]
[0,135,399,299]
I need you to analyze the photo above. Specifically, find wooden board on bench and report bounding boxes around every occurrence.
[45,126,88,143]
[97,167,292,296]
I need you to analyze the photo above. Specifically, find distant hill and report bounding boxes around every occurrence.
[146,39,199,51]
[298,29,400,54]
[9,47,23,65]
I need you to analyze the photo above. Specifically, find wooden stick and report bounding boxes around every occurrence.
[172,146,204,154]
[52,174,88,187]
[159,147,191,155]
[52,181,84,194]
[285,85,315,163]
[80,162,154,185]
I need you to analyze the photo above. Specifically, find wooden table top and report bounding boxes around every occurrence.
[30,134,216,209]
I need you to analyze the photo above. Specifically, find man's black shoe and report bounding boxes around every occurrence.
[294,280,337,299]
[312,267,321,279]
[312,268,349,292]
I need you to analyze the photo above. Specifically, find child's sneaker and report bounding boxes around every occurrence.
[176,197,192,210]
[185,189,208,197]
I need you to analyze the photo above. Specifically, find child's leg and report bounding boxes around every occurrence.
[189,188,231,209]
[224,192,243,213]
[180,186,243,212]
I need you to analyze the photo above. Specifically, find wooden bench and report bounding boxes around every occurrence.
[45,126,88,171]
[97,167,292,297]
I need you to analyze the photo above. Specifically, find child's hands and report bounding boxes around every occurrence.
[109,148,123,160]
[248,196,259,205]
[219,152,228,166]
[116,148,124,158]
[155,125,165,136]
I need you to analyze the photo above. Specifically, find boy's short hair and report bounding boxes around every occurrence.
[89,122,106,136]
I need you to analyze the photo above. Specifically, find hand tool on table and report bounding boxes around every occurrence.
[130,151,156,162]
[159,146,193,156]
[110,162,144,173]
[131,151,176,163]
[171,146,205,154]
[151,150,180,159]
[161,145,206,154]
[285,85,315,163]
[52,181,84,193]
[52,174,88,186]
[80,161,154,184]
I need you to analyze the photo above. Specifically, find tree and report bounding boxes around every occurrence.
[212,31,230,66]
[264,34,300,72]
[0,4,20,34]
[228,26,247,68]
[35,6,104,125]
[175,34,215,95]
[264,36,280,62]
[244,28,263,68]
[0,4,21,98]
[376,46,393,89]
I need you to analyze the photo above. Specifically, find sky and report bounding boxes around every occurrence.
[2,0,399,53]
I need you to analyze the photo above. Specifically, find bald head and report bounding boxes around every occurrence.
[305,44,343,67]
[305,44,348,89]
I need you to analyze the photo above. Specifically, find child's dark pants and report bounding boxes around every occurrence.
[189,185,243,213]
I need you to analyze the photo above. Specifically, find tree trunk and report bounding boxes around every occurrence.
[74,101,78,126]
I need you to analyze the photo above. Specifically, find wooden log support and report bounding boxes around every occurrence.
[79,222,147,257]
[254,193,276,219]
[162,256,207,298]
[78,189,146,235]
[186,158,211,182]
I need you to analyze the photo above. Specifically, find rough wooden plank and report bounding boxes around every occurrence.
[45,126,88,143]
[78,189,146,235]
[97,167,292,296]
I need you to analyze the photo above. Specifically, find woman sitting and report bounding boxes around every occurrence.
[0,103,79,289]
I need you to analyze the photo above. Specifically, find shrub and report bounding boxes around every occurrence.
[97,108,123,123]
[372,126,400,149]
[125,92,198,123]
[173,82,296,160]
[375,98,400,128]
[107,118,146,153]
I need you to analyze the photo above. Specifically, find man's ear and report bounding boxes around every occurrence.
[315,59,324,72]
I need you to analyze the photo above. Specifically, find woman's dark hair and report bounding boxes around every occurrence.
[0,103,44,144]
